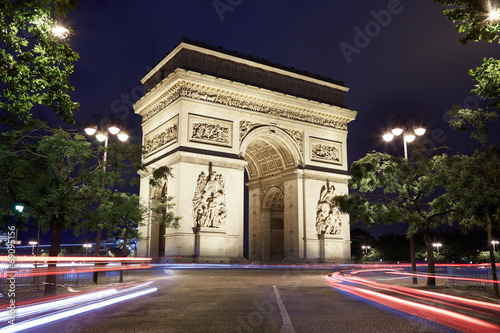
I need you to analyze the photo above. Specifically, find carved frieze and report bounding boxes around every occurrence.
[140,82,349,130]
[192,170,227,228]
[310,137,342,165]
[143,116,178,156]
[189,114,232,147]
[315,182,341,236]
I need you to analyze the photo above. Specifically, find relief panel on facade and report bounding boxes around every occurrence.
[192,170,227,228]
[315,182,342,236]
[143,115,178,156]
[189,114,232,147]
[310,137,342,165]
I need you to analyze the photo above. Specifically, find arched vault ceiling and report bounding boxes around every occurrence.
[244,138,295,180]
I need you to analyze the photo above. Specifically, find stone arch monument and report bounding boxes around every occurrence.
[134,40,357,263]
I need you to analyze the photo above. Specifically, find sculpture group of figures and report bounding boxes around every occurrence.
[144,124,178,155]
[315,183,342,236]
[312,144,339,162]
[192,171,227,228]
[192,122,229,144]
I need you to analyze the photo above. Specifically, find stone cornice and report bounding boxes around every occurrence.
[142,42,348,92]
[134,70,356,130]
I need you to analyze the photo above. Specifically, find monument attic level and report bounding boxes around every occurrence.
[134,40,356,263]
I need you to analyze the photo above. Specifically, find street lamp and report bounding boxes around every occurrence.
[14,204,24,213]
[432,243,442,254]
[83,243,92,256]
[383,115,426,285]
[84,114,129,257]
[362,245,371,256]
[29,241,38,256]
[492,240,499,252]
[383,115,426,160]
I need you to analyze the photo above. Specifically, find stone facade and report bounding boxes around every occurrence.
[134,41,357,263]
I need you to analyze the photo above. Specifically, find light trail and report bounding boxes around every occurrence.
[0,286,158,332]
[325,273,500,333]
[389,270,500,284]
[0,256,152,263]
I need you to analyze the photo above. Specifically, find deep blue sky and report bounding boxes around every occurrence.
[32,1,499,243]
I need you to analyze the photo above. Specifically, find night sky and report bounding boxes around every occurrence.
[34,1,499,243]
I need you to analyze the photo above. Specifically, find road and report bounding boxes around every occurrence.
[9,266,489,333]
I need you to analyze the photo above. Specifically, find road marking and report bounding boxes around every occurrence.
[273,285,296,333]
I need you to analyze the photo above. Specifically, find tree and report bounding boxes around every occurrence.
[333,151,453,286]
[435,0,500,143]
[0,0,79,125]
[432,146,500,297]
[435,0,500,298]
[148,166,181,229]
[99,192,144,257]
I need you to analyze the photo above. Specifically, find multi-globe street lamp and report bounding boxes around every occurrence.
[432,243,442,254]
[83,243,92,256]
[84,114,129,257]
[29,241,38,256]
[362,245,371,256]
[383,115,426,284]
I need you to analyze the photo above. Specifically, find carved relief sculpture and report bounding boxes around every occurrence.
[192,122,229,144]
[141,82,349,131]
[144,116,178,156]
[312,144,339,162]
[192,170,227,228]
[310,138,342,165]
[189,114,232,147]
[315,182,342,236]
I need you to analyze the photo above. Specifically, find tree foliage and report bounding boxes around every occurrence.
[149,166,181,229]
[436,0,500,142]
[334,151,453,286]
[99,192,144,256]
[435,0,500,44]
[0,0,79,125]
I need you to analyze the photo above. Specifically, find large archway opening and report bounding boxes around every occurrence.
[240,126,302,262]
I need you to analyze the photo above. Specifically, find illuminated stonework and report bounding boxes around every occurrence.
[193,170,227,228]
[135,41,356,263]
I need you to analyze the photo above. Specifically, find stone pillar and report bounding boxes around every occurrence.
[248,184,262,262]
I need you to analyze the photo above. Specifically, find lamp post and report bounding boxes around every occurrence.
[83,243,92,256]
[492,240,499,252]
[432,243,442,254]
[29,241,38,256]
[383,115,426,284]
[84,114,129,257]
[362,245,371,256]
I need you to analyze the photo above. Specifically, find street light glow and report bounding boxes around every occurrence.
[15,204,24,213]
[414,126,426,136]
[84,122,98,135]
[391,127,403,136]
[95,131,107,142]
[108,125,120,135]
[489,9,500,21]
[117,132,129,142]
[52,25,69,39]
[404,133,416,142]
[432,243,442,254]
[383,132,394,142]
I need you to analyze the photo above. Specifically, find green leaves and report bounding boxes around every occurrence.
[0,0,79,125]
[435,0,500,44]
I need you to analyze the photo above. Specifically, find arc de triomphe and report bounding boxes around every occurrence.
[134,40,357,263]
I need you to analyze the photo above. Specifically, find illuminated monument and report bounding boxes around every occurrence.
[134,40,357,262]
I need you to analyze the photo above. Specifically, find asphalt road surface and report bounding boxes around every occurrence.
[18,267,468,333]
